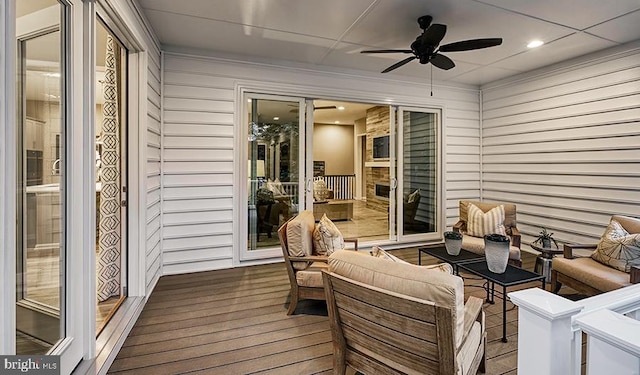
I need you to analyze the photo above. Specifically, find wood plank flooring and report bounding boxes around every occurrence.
[108,249,581,374]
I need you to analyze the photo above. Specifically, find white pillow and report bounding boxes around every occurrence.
[591,219,640,273]
[466,203,506,237]
[313,214,344,256]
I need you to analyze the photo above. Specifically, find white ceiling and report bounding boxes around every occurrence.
[138,0,640,86]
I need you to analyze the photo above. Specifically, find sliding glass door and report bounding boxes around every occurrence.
[244,95,306,257]
[396,107,441,242]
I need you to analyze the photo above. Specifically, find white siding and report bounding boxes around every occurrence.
[481,46,640,248]
[162,52,481,273]
[145,45,162,294]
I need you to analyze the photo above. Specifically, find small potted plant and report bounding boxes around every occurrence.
[532,227,559,249]
[444,231,463,256]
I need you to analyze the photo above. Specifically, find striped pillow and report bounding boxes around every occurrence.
[466,203,507,238]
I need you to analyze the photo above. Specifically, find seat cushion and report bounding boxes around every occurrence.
[286,210,316,270]
[462,234,521,260]
[553,257,632,292]
[313,214,344,256]
[457,321,482,375]
[591,219,640,272]
[295,261,328,288]
[328,250,466,348]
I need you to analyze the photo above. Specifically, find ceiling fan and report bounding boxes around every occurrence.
[361,15,502,73]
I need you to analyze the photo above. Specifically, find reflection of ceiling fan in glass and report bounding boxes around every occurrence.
[288,104,336,113]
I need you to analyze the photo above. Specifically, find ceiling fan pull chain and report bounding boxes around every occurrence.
[430,64,433,96]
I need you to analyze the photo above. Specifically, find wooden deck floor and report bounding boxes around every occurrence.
[107,249,575,374]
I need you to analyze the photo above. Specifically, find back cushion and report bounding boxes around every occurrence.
[328,250,465,348]
[613,215,640,234]
[286,210,315,270]
[460,200,516,229]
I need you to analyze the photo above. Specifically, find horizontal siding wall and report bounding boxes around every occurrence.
[481,46,640,249]
[162,52,480,273]
[145,46,162,294]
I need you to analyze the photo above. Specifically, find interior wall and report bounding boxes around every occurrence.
[161,51,481,273]
[480,44,640,248]
[312,123,354,175]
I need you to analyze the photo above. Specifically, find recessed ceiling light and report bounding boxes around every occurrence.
[334,121,340,124]
[337,106,345,110]
[43,72,61,78]
[527,40,544,49]
[273,117,279,120]
[247,99,252,103]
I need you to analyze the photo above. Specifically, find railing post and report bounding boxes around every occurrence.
[509,288,583,375]
[575,309,640,375]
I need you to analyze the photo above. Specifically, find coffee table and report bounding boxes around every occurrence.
[457,260,546,342]
[418,244,484,274]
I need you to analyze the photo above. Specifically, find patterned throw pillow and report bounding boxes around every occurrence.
[407,188,420,203]
[313,214,344,256]
[591,219,640,273]
[466,203,507,238]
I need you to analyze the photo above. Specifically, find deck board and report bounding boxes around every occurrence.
[108,248,576,374]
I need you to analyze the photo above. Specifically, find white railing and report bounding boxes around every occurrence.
[509,285,640,375]
[314,175,355,200]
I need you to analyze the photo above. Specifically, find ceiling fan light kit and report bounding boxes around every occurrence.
[361,15,502,73]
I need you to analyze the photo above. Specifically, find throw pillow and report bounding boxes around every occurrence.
[407,188,420,203]
[313,214,344,256]
[370,246,453,273]
[591,219,640,273]
[466,203,507,237]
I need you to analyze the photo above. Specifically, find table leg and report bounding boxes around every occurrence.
[418,251,422,265]
[502,284,508,343]
[542,279,546,292]
[491,282,496,304]
[485,281,490,303]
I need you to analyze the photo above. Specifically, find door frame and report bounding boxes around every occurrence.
[395,106,445,243]
[238,92,307,261]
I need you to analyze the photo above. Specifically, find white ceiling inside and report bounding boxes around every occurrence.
[138,0,640,86]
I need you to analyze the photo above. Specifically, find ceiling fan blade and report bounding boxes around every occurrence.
[439,38,503,52]
[382,56,416,73]
[430,53,455,70]
[361,49,413,54]
[421,24,447,46]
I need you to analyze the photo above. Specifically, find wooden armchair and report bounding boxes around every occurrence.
[323,250,486,374]
[551,215,640,296]
[278,212,358,315]
[453,200,522,267]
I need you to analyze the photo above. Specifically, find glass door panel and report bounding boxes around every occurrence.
[398,108,440,240]
[247,97,303,251]
[16,2,64,354]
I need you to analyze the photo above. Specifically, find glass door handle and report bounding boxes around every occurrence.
[306,178,313,192]
[390,178,398,190]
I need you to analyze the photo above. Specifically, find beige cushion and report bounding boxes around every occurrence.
[408,188,420,203]
[371,246,454,273]
[612,215,640,234]
[328,250,466,348]
[460,200,517,230]
[462,235,521,260]
[457,321,482,375]
[286,210,315,270]
[295,262,328,288]
[553,257,632,292]
[313,214,344,256]
[591,219,640,272]
[466,203,506,237]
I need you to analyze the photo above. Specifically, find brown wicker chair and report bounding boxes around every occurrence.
[278,213,358,315]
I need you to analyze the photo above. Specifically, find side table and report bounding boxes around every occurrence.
[530,243,563,283]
